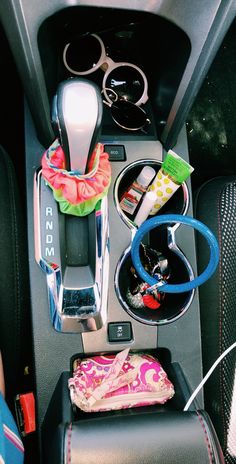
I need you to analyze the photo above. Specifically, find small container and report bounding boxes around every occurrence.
[119,165,156,216]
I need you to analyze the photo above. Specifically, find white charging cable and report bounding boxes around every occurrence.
[184,341,236,411]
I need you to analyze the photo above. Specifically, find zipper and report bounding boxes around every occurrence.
[77,389,174,412]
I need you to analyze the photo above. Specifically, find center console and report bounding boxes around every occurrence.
[0,1,235,461]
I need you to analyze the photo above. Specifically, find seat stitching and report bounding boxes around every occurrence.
[3,149,21,356]
[196,411,213,464]
[67,422,72,464]
[216,187,225,447]
[216,182,235,449]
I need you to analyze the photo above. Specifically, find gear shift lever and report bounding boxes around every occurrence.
[52,78,103,173]
[35,78,109,333]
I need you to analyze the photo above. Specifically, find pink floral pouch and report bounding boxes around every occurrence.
[68,349,175,413]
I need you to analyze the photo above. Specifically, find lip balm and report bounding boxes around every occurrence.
[148,150,194,215]
[134,191,157,226]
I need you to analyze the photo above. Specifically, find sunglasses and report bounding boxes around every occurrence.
[102,88,150,132]
[63,33,148,107]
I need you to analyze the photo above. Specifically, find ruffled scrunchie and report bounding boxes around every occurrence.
[41,139,111,216]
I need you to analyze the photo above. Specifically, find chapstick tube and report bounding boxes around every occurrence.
[134,191,157,226]
[148,150,194,215]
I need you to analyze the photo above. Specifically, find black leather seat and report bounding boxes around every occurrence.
[42,373,224,463]
[0,145,32,404]
[63,410,225,464]
[195,176,236,463]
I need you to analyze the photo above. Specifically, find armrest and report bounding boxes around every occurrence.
[45,409,224,463]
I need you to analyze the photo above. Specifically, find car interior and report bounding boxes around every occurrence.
[0,1,236,463]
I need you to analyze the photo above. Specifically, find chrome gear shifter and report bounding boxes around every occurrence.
[52,78,103,173]
[34,78,109,333]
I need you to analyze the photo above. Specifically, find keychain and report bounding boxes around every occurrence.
[126,244,170,310]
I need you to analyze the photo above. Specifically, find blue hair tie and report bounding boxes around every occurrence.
[131,214,220,293]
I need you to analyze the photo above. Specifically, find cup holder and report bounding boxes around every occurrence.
[114,159,189,230]
[114,234,194,325]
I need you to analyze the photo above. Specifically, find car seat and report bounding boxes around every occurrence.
[0,145,32,406]
[195,176,236,463]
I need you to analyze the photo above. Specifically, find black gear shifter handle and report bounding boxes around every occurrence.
[52,78,103,174]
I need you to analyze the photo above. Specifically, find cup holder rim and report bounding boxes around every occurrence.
[114,242,195,326]
[113,158,189,231]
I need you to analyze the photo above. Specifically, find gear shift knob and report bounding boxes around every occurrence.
[52,78,103,173]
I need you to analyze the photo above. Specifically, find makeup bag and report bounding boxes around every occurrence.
[68,349,175,413]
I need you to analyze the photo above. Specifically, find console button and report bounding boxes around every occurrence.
[104,145,126,161]
[108,322,132,342]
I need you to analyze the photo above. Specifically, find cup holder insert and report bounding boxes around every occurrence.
[114,160,189,229]
[115,233,194,326]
